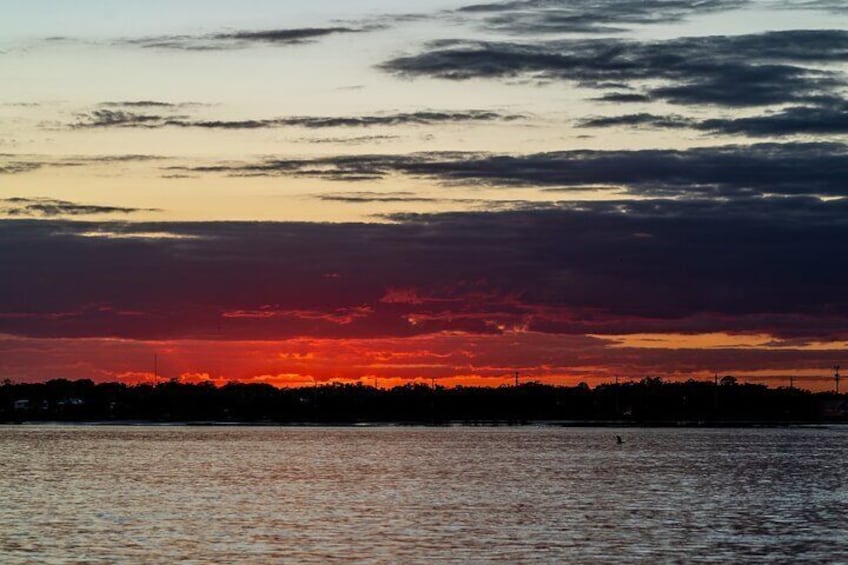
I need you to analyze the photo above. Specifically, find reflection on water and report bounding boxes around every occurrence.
[1,426,846,563]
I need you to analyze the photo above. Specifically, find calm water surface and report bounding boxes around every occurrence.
[0,426,846,563]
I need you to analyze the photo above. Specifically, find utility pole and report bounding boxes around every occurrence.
[514,371,519,387]
[154,353,158,381]
[789,376,794,390]
[835,365,841,394]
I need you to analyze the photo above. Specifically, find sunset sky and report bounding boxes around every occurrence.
[2,0,847,389]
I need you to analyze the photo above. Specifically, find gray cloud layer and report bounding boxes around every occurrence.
[171,142,848,199]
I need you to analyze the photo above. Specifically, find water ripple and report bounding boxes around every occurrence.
[1,426,846,563]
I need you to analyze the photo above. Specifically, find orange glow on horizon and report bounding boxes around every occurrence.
[1,331,842,392]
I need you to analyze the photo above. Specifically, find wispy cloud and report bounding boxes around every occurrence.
[123,26,377,51]
[315,191,443,203]
[578,113,696,130]
[99,100,177,108]
[0,154,163,175]
[71,109,185,128]
[70,109,525,129]
[774,0,848,13]
[312,191,516,208]
[98,100,205,109]
[265,110,525,128]
[1,197,159,217]
[297,135,400,145]
[0,161,43,175]
[455,0,748,35]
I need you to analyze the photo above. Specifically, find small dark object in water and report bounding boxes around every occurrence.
[616,435,624,444]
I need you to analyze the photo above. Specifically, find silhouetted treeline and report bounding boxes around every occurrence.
[0,378,846,424]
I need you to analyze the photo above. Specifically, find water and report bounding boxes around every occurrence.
[0,426,846,564]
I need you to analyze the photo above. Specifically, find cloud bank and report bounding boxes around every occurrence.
[2,197,846,341]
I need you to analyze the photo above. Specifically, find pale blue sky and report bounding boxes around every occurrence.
[1,0,846,221]
[0,0,466,38]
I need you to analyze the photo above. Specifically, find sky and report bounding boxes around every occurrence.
[1,0,847,390]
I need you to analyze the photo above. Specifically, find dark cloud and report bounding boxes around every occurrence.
[169,154,415,182]
[394,143,848,197]
[96,101,208,110]
[312,192,512,207]
[578,113,695,129]
[99,101,178,108]
[71,109,184,128]
[78,154,163,163]
[315,191,442,203]
[579,100,848,137]
[172,142,848,198]
[0,161,43,175]
[71,109,524,129]
[211,27,374,43]
[699,101,848,136]
[271,110,525,128]
[593,92,652,103]
[781,0,848,13]
[123,38,223,51]
[125,26,374,50]
[1,197,158,218]
[380,30,848,107]
[1,197,846,340]
[456,0,747,35]
[168,119,274,129]
[298,135,400,145]
[0,154,162,174]
[647,66,837,107]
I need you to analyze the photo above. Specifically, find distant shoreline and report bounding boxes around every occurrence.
[2,419,844,428]
[3,379,846,426]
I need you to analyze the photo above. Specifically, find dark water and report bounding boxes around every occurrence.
[0,425,846,563]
